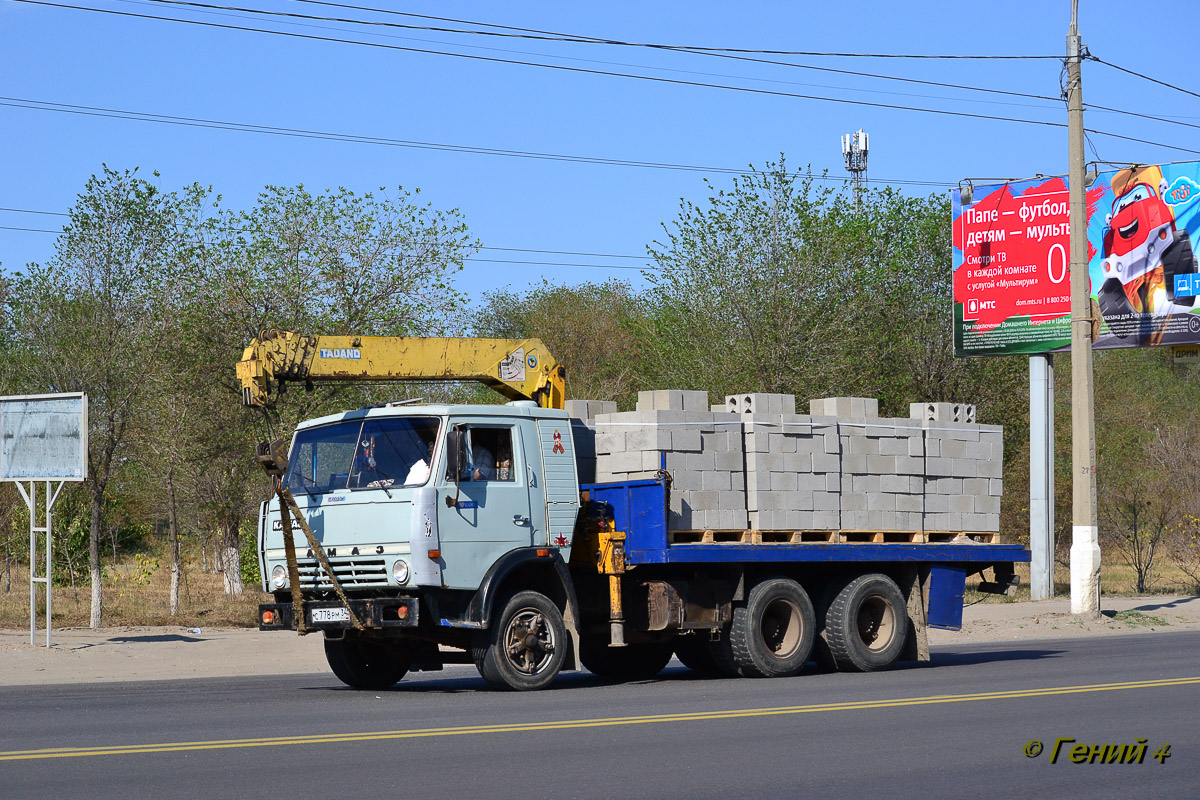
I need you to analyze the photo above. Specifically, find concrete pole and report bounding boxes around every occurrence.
[1067,1,1101,616]
[1029,354,1055,599]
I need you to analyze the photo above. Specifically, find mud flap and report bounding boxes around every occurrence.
[899,567,929,662]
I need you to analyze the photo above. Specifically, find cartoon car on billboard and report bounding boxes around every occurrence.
[1097,165,1199,339]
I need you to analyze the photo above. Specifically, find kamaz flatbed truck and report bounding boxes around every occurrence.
[250,395,1029,691]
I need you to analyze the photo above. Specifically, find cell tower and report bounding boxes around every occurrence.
[841,128,869,210]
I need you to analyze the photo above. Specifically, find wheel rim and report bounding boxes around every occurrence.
[759,598,803,659]
[503,608,556,675]
[855,595,896,652]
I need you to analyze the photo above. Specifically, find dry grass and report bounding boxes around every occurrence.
[0,540,269,629]
[967,556,1199,605]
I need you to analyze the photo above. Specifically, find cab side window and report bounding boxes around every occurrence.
[447,427,515,482]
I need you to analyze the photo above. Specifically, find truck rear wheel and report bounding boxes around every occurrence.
[673,635,736,677]
[476,590,566,691]
[580,636,673,680]
[324,633,410,690]
[729,577,816,678]
[824,573,908,672]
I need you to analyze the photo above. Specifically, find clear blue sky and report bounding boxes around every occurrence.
[3,0,1198,298]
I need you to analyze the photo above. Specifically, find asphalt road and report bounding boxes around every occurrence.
[3,633,1198,799]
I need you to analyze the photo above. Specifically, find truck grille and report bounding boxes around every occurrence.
[297,557,389,589]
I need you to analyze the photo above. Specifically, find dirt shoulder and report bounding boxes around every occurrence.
[3,595,1199,687]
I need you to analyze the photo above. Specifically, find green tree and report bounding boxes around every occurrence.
[475,279,646,405]
[4,166,204,626]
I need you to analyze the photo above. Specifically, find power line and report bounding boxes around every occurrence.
[1091,56,1200,102]
[13,1,1070,130]
[144,0,1062,107]
[291,1,1062,59]
[0,95,956,187]
[0,222,655,270]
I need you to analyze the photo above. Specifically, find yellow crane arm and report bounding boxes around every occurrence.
[236,329,566,409]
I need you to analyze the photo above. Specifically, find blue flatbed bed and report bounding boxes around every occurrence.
[584,477,1029,630]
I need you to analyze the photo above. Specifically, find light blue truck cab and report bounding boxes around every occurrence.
[257,402,1030,693]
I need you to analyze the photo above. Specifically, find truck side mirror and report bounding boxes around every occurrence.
[445,424,468,507]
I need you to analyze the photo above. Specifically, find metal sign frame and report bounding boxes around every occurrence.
[0,392,88,648]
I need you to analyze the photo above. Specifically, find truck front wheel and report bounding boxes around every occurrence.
[324,633,410,690]
[824,573,908,672]
[729,577,816,678]
[476,590,566,691]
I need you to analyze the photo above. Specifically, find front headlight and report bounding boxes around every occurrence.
[392,559,410,585]
[271,564,288,589]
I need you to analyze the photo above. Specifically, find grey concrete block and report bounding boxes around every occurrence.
[671,428,702,452]
[796,473,826,491]
[866,455,897,474]
[974,495,1001,515]
[714,450,743,471]
[841,492,867,512]
[847,436,879,456]
[702,471,732,492]
[842,454,867,473]
[879,474,910,493]
[812,452,840,472]
[925,495,949,513]
[719,490,744,511]
[963,477,990,496]
[691,490,719,511]
[990,478,1003,496]
[976,459,1003,479]
[868,493,897,512]
[825,473,842,492]
[681,391,710,413]
[912,402,976,423]
[853,475,881,493]
[595,432,624,455]
[686,452,716,472]
[948,494,974,514]
[896,494,924,513]
[625,427,671,452]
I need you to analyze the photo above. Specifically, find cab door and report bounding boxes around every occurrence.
[435,419,534,589]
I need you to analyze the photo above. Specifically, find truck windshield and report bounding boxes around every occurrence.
[287,416,441,494]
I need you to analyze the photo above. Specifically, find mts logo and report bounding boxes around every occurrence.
[964,299,995,320]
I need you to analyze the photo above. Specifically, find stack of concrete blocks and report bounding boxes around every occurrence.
[910,403,1002,533]
[816,398,1001,533]
[592,390,749,531]
[731,393,842,532]
[587,389,1003,534]
[564,399,618,485]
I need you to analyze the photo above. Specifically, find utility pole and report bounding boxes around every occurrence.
[1066,0,1101,616]
[841,129,869,211]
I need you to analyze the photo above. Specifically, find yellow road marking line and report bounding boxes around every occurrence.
[4,675,1199,761]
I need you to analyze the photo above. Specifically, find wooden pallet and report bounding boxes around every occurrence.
[666,529,1000,545]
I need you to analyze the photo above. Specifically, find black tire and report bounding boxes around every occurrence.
[700,628,742,678]
[324,634,410,690]
[1097,278,1135,337]
[580,635,673,680]
[824,573,909,672]
[729,578,816,678]
[673,635,734,677]
[1162,229,1198,306]
[476,590,566,691]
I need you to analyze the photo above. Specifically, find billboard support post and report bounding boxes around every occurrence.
[16,480,64,647]
[1029,354,1055,600]
[1067,3,1101,617]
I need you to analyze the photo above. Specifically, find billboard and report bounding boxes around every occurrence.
[0,393,88,482]
[953,161,1200,356]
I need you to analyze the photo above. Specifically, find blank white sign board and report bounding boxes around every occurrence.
[0,393,87,482]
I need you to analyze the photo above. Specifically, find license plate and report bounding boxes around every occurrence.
[311,607,350,623]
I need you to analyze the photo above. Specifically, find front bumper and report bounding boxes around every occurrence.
[258,597,419,631]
